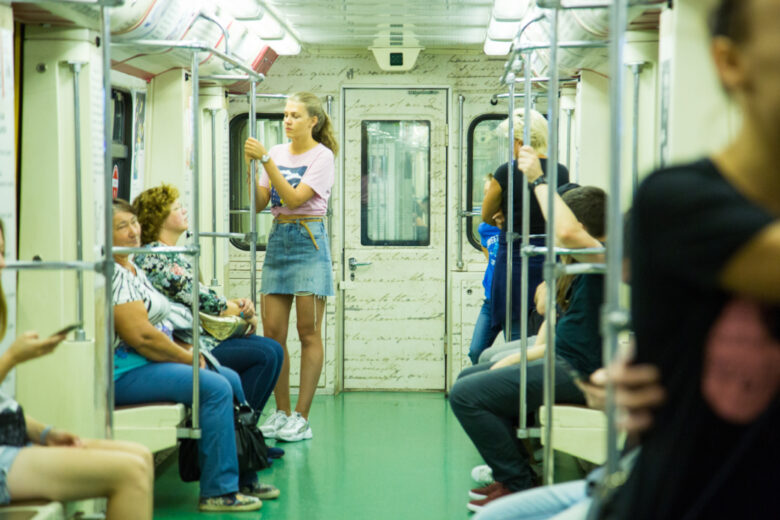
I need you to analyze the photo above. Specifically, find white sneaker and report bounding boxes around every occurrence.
[471,464,493,484]
[259,410,290,439]
[276,412,313,442]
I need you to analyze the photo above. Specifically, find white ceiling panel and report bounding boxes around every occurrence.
[261,0,494,48]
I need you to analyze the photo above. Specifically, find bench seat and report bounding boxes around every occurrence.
[538,405,608,464]
[0,501,64,520]
[113,403,188,453]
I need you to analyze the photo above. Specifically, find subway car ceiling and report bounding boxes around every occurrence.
[2,0,740,402]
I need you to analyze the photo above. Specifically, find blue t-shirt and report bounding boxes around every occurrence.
[478,222,501,299]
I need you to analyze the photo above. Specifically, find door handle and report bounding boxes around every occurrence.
[349,257,372,271]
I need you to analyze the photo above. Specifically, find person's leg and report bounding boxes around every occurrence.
[292,294,326,419]
[114,363,238,498]
[260,294,295,414]
[469,300,501,365]
[450,363,541,491]
[212,336,284,413]
[7,445,152,520]
[474,480,588,520]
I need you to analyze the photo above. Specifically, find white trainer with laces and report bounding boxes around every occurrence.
[471,464,493,484]
[259,410,290,439]
[276,411,313,442]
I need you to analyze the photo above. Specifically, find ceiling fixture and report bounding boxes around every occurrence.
[483,0,531,56]
[233,0,301,56]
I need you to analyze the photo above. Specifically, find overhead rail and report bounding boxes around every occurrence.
[490,0,632,486]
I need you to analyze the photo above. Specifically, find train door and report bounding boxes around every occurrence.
[341,87,448,390]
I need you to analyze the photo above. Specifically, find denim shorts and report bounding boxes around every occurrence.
[0,445,23,505]
[261,219,334,297]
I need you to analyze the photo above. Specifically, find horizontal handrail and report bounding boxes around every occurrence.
[226,93,289,99]
[557,263,606,276]
[536,0,667,9]
[229,208,273,215]
[112,246,198,256]
[515,76,579,83]
[3,260,103,272]
[523,245,606,257]
[111,40,264,82]
[200,231,250,240]
[516,40,610,53]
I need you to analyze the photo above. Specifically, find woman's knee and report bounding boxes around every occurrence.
[199,371,233,405]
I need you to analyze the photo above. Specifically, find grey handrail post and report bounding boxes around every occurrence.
[196,12,230,70]
[100,4,115,440]
[208,108,219,287]
[248,82,258,308]
[542,2,561,487]
[564,108,574,171]
[190,52,201,436]
[68,60,88,341]
[456,94,465,270]
[629,62,645,196]
[503,77,516,342]
[326,95,333,243]
[603,0,630,479]
[518,48,533,435]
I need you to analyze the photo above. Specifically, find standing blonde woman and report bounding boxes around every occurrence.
[244,92,337,442]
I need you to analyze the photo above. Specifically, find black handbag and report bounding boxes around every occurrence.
[0,405,28,446]
[178,400,270,482]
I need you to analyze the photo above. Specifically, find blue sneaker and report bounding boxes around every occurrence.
[268,446,285,459]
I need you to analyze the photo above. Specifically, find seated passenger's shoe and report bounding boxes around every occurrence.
[240,481,280,500]
[259,410,290,439]
[466,482,514,512]
[198,493,262,512]
[276,411,313,442]
[471,464,493,484]
[267,446,285,459]
[469,481,502,500]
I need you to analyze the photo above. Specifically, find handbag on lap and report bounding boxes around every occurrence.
[198,312,249,341]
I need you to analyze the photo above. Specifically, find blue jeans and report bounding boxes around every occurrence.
[115,363,256,497]
[469,299,523,365]
[212,336,284,413]
[474,480,590,520]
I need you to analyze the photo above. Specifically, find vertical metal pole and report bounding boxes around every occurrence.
[564,108,574,171]
[604,0,630,478]
[69,61,87,341]
[248,82,258,308]
[629,63,644,197]
[101,5,115,439]
[325,95,334,243]
[542,3,561,486]
[456,95,465,270]
[190,53,201,433]
[518,53,533,433]
[208,109,219,287]
[504,76,516,342]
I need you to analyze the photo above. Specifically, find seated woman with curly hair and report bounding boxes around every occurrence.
[132,185,284,427]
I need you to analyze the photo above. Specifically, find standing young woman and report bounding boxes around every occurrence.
[244,92,337,442]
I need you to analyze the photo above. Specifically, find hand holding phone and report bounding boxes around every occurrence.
[51,322,82,338]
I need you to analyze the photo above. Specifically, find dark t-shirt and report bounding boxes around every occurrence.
[556,274,604,377]
[493,158,570,234]
[605,159,779,519]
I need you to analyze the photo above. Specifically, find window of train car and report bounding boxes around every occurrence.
[228,114,284,250]
[111,89,133,201]
[361,120,431,246]
[466,114,508,250]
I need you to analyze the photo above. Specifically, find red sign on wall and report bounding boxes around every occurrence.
[112,165,119,198]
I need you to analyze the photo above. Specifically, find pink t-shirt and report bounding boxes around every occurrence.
[259,142,334,217]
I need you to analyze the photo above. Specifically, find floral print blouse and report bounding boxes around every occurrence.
[134,241,228,316]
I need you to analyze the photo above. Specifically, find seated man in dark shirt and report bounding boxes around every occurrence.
[450,182,607,512]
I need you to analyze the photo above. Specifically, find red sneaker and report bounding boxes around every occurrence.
[469,481,502,500]
[467,482,514,512]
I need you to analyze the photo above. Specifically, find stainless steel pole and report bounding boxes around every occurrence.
[542,3,561,487]
[565,108,574,170]
[456,94,465,270]
[101,5,115,440]
[190,53,201,435]
[629,63,645,197]
[504,76,516,342]
[248,82,258,308]
[518,52,533,434]
[208,108,219,287]
[326,95,334,245]
[604,0,630,478]
[69,61,87,341]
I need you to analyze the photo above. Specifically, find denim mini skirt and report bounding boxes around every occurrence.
[0,445,23,504]
[261,219,334,297]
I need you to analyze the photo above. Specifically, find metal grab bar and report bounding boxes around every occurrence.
[208,109,219,287]
[515,40,610,53]
[3,261,102,272]
[522,245,606,257]
[111,246,198,256]
[456,95,465,270]
[68,60,87,341]
[201,231,251,240]
[557,263,607,276]
[248,83,258,308]
[226,93,289,99]
[229,208,273,214]
[110,40,264,82]
[196,13,230,69]
[629,62,646,196]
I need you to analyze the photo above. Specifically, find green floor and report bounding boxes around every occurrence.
[152,392,584,520]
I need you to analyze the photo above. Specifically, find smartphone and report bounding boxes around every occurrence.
[52,322,83,337]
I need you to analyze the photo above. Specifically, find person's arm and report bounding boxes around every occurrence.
[516,146,604,263]
[481,178,503,227]
[490,344,546,370]
[245,159,271,212]
[719,221,780,301]
[114,301,194,365]
[245,138,316,210]
[0,331,66,383]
